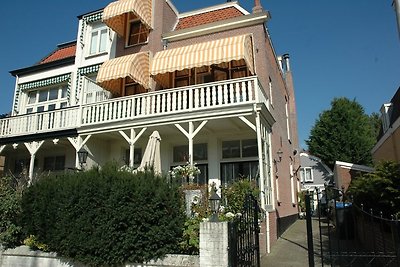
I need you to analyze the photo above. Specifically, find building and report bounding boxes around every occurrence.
[372,87,400,162]
[0,0,300,253]
[333,161,374,192]
[299,152,333,211]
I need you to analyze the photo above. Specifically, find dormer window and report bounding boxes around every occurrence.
[126,15,149,46]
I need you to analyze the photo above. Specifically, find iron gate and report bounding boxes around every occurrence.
[228,194,260,267]
[310,187,400,267]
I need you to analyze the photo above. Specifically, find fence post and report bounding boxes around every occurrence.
[305,192,315,267]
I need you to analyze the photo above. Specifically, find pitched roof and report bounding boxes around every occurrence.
[39,42,76,64]
[175,7,245,30]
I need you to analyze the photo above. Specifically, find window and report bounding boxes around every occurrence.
[124,148,142,166]
[221,161,258,186]
[221,139,259,185]
[25,84,68,113]
[43,156,65,171]
[89,23,108,55]
[222,139,258,159]
[127,19,149,46]
[124,77,146,96]
[300,167,313,182]
[173,143,207,162]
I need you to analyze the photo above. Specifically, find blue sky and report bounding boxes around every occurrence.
[0,0,399,149]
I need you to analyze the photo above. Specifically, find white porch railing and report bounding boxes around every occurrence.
[83,77,112,104]
[0,76,268,138]
[0,107,79,137]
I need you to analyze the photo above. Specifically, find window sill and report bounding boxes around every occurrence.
[125,41,148,49]
[85,51,108,60]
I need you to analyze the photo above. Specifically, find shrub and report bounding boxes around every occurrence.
[0,175,27,248]
[21,163,185,266]
[222,179,260,214]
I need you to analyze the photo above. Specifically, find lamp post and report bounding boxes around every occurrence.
[77,147,88,170]
[209,188,221,222]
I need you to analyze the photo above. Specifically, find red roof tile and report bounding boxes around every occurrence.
[176,7,244,30]
[40,43,76,64]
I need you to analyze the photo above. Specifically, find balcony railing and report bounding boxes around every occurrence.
[0,76,268,138]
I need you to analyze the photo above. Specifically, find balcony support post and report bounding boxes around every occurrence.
[175,121,208,165]
[0,145,5,154]
[119,127,147,167]
[24,141,45,184]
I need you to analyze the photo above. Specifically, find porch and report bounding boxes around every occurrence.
[0,76,269,139]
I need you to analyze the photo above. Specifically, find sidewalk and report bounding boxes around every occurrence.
[261,219,322,267]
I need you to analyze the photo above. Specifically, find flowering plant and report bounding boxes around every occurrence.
[170,163,201,183]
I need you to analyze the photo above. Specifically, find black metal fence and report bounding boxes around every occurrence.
[315,188,400,267]
[228,194,260,267]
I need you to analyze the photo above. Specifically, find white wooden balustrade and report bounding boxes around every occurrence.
[0,76,267,138]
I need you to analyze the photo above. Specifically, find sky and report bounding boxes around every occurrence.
[0,0,399,149]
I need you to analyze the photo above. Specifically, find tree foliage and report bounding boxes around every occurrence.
[21,164,185,266]
[348,161,400,218]
[0,175,27,248]
[306,97,377,169]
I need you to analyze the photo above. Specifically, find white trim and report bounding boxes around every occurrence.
[164,12,269,42]
[177,1,249,19]
[165,0,179,16]
[334,160,374,172]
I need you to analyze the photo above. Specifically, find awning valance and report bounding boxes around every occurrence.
[97,52,150,93]
[103,0,152,36]
[151,34,254,76]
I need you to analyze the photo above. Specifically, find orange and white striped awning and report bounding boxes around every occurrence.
[151,34,254,76]
[103,0,152,36]
[97,52,149,93]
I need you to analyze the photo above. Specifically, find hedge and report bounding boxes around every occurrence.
[21,164,185,266]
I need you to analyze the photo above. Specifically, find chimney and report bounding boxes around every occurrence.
[253,0,263,13]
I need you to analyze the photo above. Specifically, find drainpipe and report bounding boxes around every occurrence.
[394,0,400,40]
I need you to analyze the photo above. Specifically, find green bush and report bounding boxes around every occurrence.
[222,179,260,214]
[0,175,27,248]
[21,164,185,266]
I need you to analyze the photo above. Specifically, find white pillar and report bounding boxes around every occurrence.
[24,141,45,183]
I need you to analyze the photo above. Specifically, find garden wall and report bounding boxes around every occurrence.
[0,246,199,267]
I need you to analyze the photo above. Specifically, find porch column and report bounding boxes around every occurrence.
[24,141,45,183]
[0,145,5,154]
[239,114,266,211]
[119,128,147,167]
[255,112,266,211]
[68,135,92,169]
[175,121,208,166]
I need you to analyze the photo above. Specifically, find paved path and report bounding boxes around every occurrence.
[261,219,322,267]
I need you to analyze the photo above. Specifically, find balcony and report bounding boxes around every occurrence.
[0,76,268,139]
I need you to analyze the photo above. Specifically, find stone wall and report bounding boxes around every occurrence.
[0,246,199,267]
[199,222,229,267]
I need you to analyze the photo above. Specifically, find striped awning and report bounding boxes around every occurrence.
[97,52,150,93]
[103,0,152,36]
[151,34,254,76]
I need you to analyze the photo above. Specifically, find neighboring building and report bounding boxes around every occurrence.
[372,87,400,162]
[333,161,374,192]
[0,0,300,254]
[299,152,333,210]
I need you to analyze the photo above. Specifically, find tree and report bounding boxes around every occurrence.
[306,97,377,170]
[348,161,400,218]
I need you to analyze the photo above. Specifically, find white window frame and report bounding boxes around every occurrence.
[285,98,291,141]
[25,84,68,114]
[300,167,313,183]
[88,23,108,56]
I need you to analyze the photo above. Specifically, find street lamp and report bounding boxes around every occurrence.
[77,147,88,169]
[209,188,221,222]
